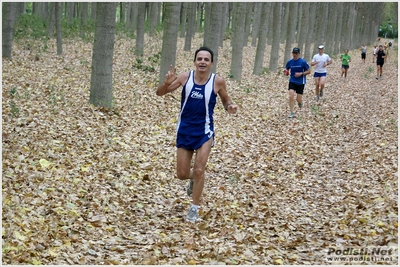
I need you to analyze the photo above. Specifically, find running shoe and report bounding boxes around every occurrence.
[186,207,198,223]
[315,95,320,101]
[288,112,295,118]
[186,179,194,197]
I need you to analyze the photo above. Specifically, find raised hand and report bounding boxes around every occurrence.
[165,65,177,85]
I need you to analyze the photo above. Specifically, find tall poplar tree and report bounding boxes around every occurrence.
[89,3,117,108]
[230,2,246,80]
[159,3,181,86]
[283,2,298,64]
[2,2,16,58]
[251,2,262,47]
[204,2,223,73]
[55,2,63,55]
[135,2,146,56]
[269,2,282,72]
[253,2,270,75]
[184,2,196,51]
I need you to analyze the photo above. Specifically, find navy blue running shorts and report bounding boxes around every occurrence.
[176,132,214,151]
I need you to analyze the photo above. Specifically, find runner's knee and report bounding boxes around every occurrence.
[192,166,205,179]
[177,168,190,180]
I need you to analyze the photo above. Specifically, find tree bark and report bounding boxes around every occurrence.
[91,2,96,21]
[179,2,188,38]
[149,2,158,37]
[128,3,138,34]
[184,2,196,51]
[80,2,88,39]
[283,2,298,64]
[280,3,289,43]
[203,2,212,44]
[55,2,63,55]
[269,3,282,72]
[159,3,181,86]
[297,2,309,55]
[243,2,253,47]
[47,3,56,37]
[2,2,16,59]
[16,2,26,16]
[230,2,246,80]
[251,2,262,47]
[126,3,132,30]
[89,3,117,109]
[135,2,146,56]
[304,3,316,62]
[313,3,329,53]
[119,2,125,24]
[204,2,223,73]
[253,2,270,75]
[67,2,74,25]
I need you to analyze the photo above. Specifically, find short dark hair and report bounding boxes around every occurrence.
[194,46,214,62]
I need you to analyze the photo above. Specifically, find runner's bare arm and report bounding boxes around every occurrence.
[215,76,238,114]
[156,65,187,96]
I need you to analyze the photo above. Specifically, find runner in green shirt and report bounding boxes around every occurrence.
[341,49,351,82]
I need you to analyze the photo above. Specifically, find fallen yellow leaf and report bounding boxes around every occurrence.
[39,159,51,168]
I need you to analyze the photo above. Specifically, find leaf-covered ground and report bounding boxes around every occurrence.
[2,35,398,265]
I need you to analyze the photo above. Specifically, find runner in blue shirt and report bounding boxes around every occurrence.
[156,47,238,223]
[284,47,311,118]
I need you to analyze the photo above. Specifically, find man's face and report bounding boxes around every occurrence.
[292,52,299,60]
[194,50,213,72]
[318,48,324,54]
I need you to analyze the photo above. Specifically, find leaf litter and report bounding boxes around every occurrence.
[2,36,398,264]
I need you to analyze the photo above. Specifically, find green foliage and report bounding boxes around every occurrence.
[14,14,48,40]
[61,18,80,38]
[9,87,20,117]
[148,52,161,64]
[115,21,135,39]
[133,52,161,73]
[310,104,321,116]
[379,2,398,38]
[13,13,96,41]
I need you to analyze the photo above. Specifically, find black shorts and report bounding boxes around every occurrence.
[288,82,305,95]
[342,64,350,69]
[361,52,366,59]
[377,61,384,67]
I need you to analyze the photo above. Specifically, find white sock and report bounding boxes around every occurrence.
[191,204,199,211]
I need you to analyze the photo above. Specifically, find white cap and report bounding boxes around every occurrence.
[318,45,325,49]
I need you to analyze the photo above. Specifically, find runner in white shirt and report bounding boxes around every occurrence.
[373,45,377,63]
[311,45,332,101]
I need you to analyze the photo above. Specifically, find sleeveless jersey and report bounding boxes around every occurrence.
[177,70,217,137]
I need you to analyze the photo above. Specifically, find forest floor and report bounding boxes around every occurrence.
[2,35,398,265]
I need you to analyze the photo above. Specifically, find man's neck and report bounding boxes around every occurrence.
[194,71,211,85]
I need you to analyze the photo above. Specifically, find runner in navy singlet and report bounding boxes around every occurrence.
[156,47,238,223]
